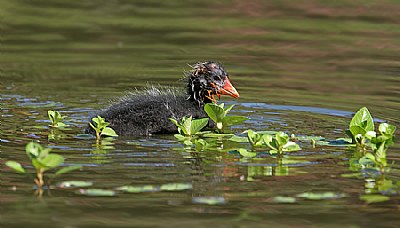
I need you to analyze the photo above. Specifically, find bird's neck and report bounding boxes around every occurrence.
[187,82,213,106]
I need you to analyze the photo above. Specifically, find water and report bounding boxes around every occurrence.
[1,1,400,227]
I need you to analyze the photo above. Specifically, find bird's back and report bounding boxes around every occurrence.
[86,87,208,136]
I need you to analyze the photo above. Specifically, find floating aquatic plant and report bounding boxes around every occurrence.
[48,110,67,128]
[170,116,209,146]
[204,103,246,133]
[343,107,397,175]
[246,129,269,147]
[264,132,301,157]
[5,142,81,189]
[194,138,210,151]
[346,107,375,151]
[89,116,118,141]
[358,122,396,174]
[78,189,116,197]
[169,116,208,138]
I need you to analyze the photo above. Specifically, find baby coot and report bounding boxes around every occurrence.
[86,61,239,136]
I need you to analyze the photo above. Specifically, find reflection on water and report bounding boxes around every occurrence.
[242,103,353,117]
[1,0,400,227]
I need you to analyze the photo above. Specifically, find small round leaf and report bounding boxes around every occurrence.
[5,161,26,174]
[101,127,118,137]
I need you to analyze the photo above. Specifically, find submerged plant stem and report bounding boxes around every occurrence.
[362,145,367,155]
[35,188,44,198]
[96,131,101,141]
[35,169,44,188]
[380,166,385,175]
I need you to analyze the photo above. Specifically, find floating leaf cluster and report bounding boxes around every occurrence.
[48,110,67,128]
[346,107,396,174]
[4,105,398,204]
[6,142,81,188]
[90,116,119,141]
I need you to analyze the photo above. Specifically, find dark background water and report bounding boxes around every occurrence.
[1,0,400,227]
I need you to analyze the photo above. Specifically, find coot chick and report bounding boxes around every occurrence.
[85,61,239,136]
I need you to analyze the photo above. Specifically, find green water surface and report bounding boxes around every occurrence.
[1,0,400,227]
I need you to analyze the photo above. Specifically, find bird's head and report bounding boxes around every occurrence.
[187,61,239,106]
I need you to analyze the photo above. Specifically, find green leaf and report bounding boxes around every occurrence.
[365,131,376,140]
[377,179,394,192]
[374,135,390,144]
[247,129,257,140]
[31,159,43,171]
[48,110,55,123]
[375,141,386,161]
[341,173,363,178]
[349,107,374,136]
[89,122,97,131]
[160,183,192,191]
[247,130,260,146]
[55,110,62,120]
[48,110,55,117]
[174,134,188,141]
[272,196,297,204]
[359,153,376,165]
[38,148,51,159]
[311,139,316,148]
[183,140,193,146]
[269,149,278,155]
[282,142,301,152]
[204,103,225,123]
[38,154,64,171]
[264,134,278,151]
[228,135,249,143]
[25,142,43,159]
[92,116,101,126]
[296,135,325,141]
[190,118,208,135]
[48,110,66,127]
[223,104,235,115]
[5,161,26,174]
[116,185,159,193]
[181,116,192,135]
[101,127,118,137]
[360,194,390,204]
[276,132,289,147]
[296,192,346,200]
[192,196,225,205]
[55,122,67,128]
[92,116,109,129]
[59,181,93,188]
[345,129,354,141]
[78,189,116,197]
[169,118,179,127]
[203,133,233,138]
[54,165,82,176]
[350,126,367,137]
[379,123,396,136]
[238,148,257,158]
[195,139,209,150]
[378,157,387,167]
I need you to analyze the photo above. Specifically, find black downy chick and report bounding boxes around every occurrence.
[85,61,239,136]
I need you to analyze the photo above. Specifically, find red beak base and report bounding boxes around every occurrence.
[218,78,239,98]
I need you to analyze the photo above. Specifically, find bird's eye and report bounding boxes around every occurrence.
[213,75,222,81]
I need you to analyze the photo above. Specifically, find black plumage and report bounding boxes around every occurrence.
[85,61,239,136]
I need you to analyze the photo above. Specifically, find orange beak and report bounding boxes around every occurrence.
[218,77,240,98]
